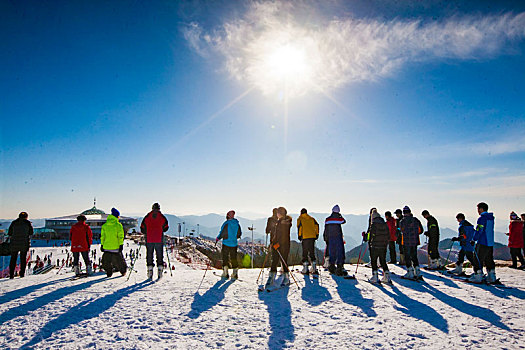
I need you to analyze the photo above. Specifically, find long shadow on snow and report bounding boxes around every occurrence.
[258,286,295,350]
[301,274,332,306]
[187,279,233,319]
[418,270,461,289]
[377,283,449,333]
[20,280,153,349]
[416,281,511,331]
[0,276,79,305]
[0,275,111,325]
[330,275,376,317]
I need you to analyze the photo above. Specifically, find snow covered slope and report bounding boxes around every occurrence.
[1,242,524,349]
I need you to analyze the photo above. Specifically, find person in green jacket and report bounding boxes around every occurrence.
[101,208,127,277]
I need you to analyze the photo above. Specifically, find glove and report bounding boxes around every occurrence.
[119,245,123,253]
[215,238,219,243]
[451,237,459,242]
[273,243,280,249]
[470,240,475,246]
[362,231,368,242]
[424,231,429,236]
[100,246,105,252]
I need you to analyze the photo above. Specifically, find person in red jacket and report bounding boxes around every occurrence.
[507,212,524,269]
[140,203,169,280]
[70,215,93,276]
[385,211,397,264]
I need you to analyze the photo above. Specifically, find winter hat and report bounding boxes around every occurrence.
[18,212,28,219]
[227,210,235,220]
[152,203,160,210]
[402,206,411,214]
[510,211,519,220]
[371,212,381,220]
[111,208,120,217]
[395,209,402,215]
[332,205,340,213]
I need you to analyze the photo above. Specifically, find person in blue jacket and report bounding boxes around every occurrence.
[449,213,476,275]
[469,202,496,283]
[216,210,242,279]
[323,205,348,276]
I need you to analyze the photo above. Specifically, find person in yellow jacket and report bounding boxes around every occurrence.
[297,208,320,274]
[101,208,127,277]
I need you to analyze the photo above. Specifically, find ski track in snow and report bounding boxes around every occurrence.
[1,243,525,349]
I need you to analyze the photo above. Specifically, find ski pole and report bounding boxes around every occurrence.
[274,246,300,290]
[355,242,369,275]
[444,240,455,266]
[197,262,210,292]
[256,243,271,285]
[354,238,365,274]
[126,243,143,282]
[56,252,69,274]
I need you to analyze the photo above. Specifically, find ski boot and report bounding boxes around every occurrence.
[415,266,423,280]
[301,262,309,274]
[311,261,319,275]
[281,272,290,287]
[335,265,348,277]
[381,271,392,284]
[231,268,239,280]
[147,265,154,280]
[449,263,463,274]
[265,271,276,287]
[468,270,484,283]
[486,269,497,284]
[403,266,415,279]
[157,266,163,280]
[221,266,229,279]
[74,265,80,276]
[368,270,379,284]
[328,264,336,274]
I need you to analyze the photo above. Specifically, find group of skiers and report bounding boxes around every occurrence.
[3,201,521,287]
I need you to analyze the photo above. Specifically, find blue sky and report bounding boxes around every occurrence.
[1,1,524,231]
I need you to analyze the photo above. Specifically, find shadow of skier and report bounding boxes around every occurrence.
[330,275,376,317]
[258,285,295,350]
[187,279,233,319]
[378,283,449,333]
[418,281,511,331]
[419,270,461,289]
[0,275,111,326]
[20,279,153,349]
[301,274,332,306]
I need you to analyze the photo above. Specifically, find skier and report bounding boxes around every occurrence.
[469,202,497,283]
[385,211,397,264]
[368,212,391,284]
[506,212,524,269]
[8,212,33,279]
[297,208,320,274]
[216,210,242,279]
[140,203,169,280]
[399,206,424,280]
[69,215,93,276]
[101,208,127,277]
[363,208,378,268]
[422,210,442,269]
[522,213,525,258]
[323,205,348,276]
[266,207,292,287]
[449,213,477,274]
[394,209,405,265]
[265,208,278,242]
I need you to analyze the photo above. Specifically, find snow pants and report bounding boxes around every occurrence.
[456,248,476,267]
[146,242,164,268]
[301,238,316,263]
[102,252,127,276]
[473,244,495,272]
[509,247,525,268]
[370,247,389,272]
[270,244,290,272]
[73,251,90,268]
[404,246,419,268]
[9,249,28,278]
[427,233,440,260]
[327,235,345,266]
[388,241,397,263]
[222,245,239,269]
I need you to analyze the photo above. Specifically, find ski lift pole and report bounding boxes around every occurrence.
[274,245,300,290]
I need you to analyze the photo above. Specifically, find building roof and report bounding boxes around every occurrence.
[81,206,106,215]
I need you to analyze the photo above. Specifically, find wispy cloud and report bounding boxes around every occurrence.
[183,2,525,96]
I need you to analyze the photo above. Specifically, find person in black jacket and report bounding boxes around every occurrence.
[368,212,391,283]
[422,210,441,269]
[8,212,33,279]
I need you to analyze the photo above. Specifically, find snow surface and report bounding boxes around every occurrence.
[1,241,525,349]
